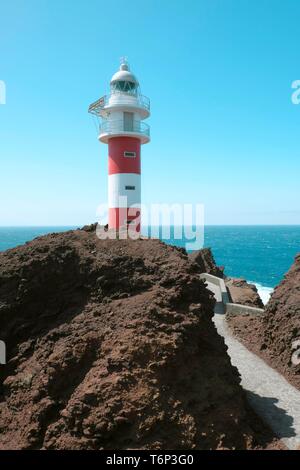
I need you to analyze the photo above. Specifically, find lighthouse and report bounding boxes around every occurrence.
[88,59,150,234]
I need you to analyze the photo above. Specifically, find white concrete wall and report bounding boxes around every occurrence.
[200,273,265,316]
[108,173,141,208]
[200,273,230,305]
[225,303,264,316]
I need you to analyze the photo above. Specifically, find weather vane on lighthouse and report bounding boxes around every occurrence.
[88,60,150,235]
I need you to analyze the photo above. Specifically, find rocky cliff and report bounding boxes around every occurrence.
[260,254,300,388]
[188,248,224,278]
[0,228,277,449]
[227,254,300,390]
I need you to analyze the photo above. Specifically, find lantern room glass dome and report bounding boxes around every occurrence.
[110,61,139,95]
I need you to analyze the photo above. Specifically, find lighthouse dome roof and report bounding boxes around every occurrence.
[110,69,139,85]
[110,61,139,86]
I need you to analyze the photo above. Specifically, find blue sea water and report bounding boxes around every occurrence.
[0,227,77,252]
[0,226,299,291]
[162,225,300,288]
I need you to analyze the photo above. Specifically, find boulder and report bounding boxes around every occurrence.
[225,277,264,309]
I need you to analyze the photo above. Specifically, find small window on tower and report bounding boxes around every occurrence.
[124,151,136,158]
[125,185,135,190]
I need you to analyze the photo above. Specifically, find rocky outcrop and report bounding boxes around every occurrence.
[225,278,264,309]
[188,248,224,278]
[0,230,278,449]
[259,254,300,388]
[81,222,99,232]
[226,254,300,390]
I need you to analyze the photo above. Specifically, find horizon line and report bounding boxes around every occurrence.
[0,224,300,228]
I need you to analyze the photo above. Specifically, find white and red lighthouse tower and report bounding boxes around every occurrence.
[88,59,150,234]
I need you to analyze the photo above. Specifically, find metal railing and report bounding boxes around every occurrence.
[88,92,150,116]
[99,120,150,138]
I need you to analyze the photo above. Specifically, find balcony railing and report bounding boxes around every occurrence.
[99,119,150,137]
[99,119,150,143]
[88,92,150,116]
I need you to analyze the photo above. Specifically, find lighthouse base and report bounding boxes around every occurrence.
[109,207,141,234]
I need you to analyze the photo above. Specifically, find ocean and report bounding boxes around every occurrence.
[0,225,299,304]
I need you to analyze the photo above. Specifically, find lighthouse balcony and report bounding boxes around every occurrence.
[99,120,150,144]
[89,92,150,119]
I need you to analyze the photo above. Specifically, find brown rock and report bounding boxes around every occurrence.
[81,222,98,232]
[188,248,224,278]
[226,254,300,391]
[0,230,278,449]
[260,254,300,388]
[225,278,264,308]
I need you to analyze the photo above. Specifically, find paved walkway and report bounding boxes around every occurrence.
[204,278,300,449]
[214,314,300,449]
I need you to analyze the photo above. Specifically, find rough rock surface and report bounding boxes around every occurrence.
[227,254,300,389]
[225,278,264,309]
[188,248,224,278]
[0,229,279,449]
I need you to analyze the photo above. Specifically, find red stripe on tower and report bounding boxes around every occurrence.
[108,137,141,175]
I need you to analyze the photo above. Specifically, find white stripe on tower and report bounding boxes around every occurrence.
[108,173,141,208]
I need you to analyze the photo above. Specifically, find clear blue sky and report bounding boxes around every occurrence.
[1,0,300,226]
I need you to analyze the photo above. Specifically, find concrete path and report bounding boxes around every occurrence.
[214,314,300,449]
[204,278,300,449]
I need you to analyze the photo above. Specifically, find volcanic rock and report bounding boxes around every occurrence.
[0,229,278,449]
[259,254,300,387]
[188,248,224,278]
[225,278,264,309]
[227,254,300,390]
